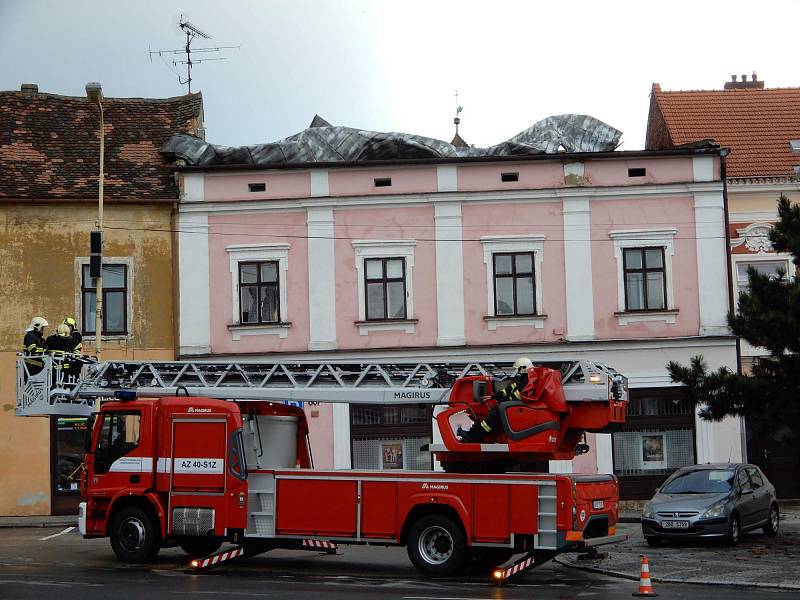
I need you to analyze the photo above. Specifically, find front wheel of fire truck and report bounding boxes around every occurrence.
[406,514,466,577]
[110,505,161,563]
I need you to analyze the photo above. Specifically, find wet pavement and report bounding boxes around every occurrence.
[558,506,800,590]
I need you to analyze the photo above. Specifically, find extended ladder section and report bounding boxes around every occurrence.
[15,355,626,417]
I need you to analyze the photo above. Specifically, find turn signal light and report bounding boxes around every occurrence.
[565,530,584,541]
[609,526,616,535]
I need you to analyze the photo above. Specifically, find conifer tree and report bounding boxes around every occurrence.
[667,195,800,438]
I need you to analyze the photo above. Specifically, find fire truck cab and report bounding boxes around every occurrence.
[79,392,622,577]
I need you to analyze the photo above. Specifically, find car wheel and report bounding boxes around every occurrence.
[406,514,466,577]
[110,505,161,563]
[763,504,779,536]
[645,537,662,548]
[726,513,740,546]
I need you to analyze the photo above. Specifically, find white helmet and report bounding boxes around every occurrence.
[513,357,533,373]
[26,317,49,333]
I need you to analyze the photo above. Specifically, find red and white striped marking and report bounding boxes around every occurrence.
[194,547,245,569]
[496,555,535,581]
[301,539,338,552]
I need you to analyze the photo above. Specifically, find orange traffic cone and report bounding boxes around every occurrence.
[632,555,658,596]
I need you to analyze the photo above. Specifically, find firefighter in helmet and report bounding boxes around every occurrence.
[22,317,49,376]
[458,357,533,442]
[63,316,82,353]
[46,324,78,381]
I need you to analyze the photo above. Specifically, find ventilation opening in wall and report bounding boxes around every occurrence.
[248,183,266,192]
[374,177,392,187]
[628,168,646,178]
[501,172,519,182]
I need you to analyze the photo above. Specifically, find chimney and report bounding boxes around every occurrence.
[724,73,765,90]
[20,83,38,95]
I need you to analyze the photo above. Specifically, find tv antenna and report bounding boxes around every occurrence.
[149,16,240,93]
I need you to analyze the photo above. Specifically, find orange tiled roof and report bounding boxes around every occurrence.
[646,83,800,178]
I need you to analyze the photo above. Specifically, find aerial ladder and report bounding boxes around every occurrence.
[16,355,627,470]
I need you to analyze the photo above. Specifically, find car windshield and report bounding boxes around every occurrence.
[660,469,734,494]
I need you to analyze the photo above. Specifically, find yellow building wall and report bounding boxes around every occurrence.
[729,188,799,216]
[0,203,176,515]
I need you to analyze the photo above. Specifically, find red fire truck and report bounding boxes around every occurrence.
[18,358,628,580]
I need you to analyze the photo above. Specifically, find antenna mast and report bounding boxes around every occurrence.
[454,90,463,136]
[149,15,240,93]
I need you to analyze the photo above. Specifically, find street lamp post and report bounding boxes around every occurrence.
[86,82,104,358]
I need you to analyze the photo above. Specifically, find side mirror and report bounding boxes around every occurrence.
[83,414,96,454]
[472,380,488,403]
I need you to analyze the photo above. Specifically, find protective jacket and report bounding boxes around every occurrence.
[23,331,47,374]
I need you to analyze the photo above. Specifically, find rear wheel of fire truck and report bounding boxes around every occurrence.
[110,505,161,563]
[178,537,223,558]
[406,514,466,577]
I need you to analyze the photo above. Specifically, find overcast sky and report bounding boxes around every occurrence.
[2,0,799,150]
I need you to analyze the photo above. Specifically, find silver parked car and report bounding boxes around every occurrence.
[641,463,779,546]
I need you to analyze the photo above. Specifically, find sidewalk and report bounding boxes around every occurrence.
[0,515,77,528]
[558,504,800,590]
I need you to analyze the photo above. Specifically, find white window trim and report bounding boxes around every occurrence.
[227,243,290,340]
[480,235,546,330]
[352,239,416,335]
[74,256,134,341]
[609,228,677,325]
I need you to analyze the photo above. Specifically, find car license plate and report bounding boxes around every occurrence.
[661,520,690,529]
[592,500,604,509]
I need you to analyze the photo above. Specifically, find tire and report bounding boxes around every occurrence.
[406,514,466,577]
[726,513,741,546]
[179,537,223,558]
[763,504,780,536]
[645,537,662,548]
[110,505,161,563]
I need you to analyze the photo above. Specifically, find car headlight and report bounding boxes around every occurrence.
[702,502,726,519]
[642,503,655,519]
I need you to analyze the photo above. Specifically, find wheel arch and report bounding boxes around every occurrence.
[107,493,165,537]
[400,503,466,546]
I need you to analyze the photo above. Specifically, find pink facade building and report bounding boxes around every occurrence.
[172,130,742,499]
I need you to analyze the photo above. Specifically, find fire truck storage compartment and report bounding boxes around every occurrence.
[171,419,226,494]
[242,415,298,470]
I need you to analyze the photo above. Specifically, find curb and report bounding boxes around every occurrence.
[554,555,800,591]
[0,519,77,529]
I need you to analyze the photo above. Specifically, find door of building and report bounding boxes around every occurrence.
[746,420,800,499]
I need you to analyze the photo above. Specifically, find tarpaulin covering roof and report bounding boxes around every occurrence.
[162,114,622,167]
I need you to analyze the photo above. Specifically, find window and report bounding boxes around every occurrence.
[628,167,646,177]
[351,405,433,471]
[248,182,266,193]
[238,261,280,324]
[364,257,406,320]
[610,229,676,324]
[374,177,392,187]
[623,247,666,311]
[352,239,416,334]
[82,264,128,335]
[746,467,765,489]
[501,172,519,182]
[480,235,545,330]
[94,411,140,474]
[493,252,536,316]
[226,243,290,340]
[735,260,788,295]
[736,469,752,492]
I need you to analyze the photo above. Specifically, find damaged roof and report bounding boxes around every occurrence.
[646,82,800,178]
[0,87,203,200]
[162,114,623,167]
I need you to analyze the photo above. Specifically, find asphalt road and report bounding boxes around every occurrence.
[0,527,794,600]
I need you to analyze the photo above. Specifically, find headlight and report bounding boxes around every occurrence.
[702,502,726,519]
[642,503,655,519]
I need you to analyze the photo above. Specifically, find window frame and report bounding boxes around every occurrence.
[226,243,290,340]
[364,257,407,321]
[492,251,537,317]
[79,261,131,337]
[480,234,545,331]
[609,228,677,325]
[237,260,281,324]
[622,247,667,312]
[352,239,416,335]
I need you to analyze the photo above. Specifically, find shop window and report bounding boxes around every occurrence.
[350,405,432,470]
